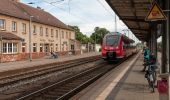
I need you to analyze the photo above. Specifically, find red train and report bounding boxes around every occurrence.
[102,32,136,61]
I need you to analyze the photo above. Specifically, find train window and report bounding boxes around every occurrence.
[106,35,119,46]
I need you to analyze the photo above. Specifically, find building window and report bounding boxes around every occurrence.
[40,27,43,36]
[12,21,17,31]
[51,29,54,37]
[66,32,68,39]
[22,23,26,34]
[62,31,64,39]
[13,43,17,52]
[62,44,64,51]
[46,28,48,37]
[22,43,26,53]
[69,32,71,39]
[56,44,58,51]
[40,43,43,52]
[33,43,37,52]
[3,43,7,53]
[0,19,5,30]
[33,25,36,34]
[8,43,12,53]
[50,43,54,52]
[56,30,58,38]
[2,43,18,54]
[71,45,74,50]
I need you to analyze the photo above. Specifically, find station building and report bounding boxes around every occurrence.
[0,0,79,62]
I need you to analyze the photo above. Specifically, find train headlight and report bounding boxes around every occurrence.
[116,46,118,49]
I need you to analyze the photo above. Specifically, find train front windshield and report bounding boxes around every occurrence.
[105,35,119,46]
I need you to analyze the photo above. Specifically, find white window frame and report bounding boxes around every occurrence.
[22,23,26,33]
[46,28,48,37]
[33,25,36,34]
[2,43,18,54]
[12,21,17,31]
[40,43,43,52]
[0,19,5,30]
[22,43,26,53]
[33,43,37,52]
[51,29,54,37]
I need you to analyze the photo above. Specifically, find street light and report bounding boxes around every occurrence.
[29,16,33,61]
[0,33,2,63]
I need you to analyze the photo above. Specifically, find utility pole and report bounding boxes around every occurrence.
[59,29,62,53]
[29,16,33,61]
[95,33,96,52]
[0,35,2,63]
[115,13,117,32]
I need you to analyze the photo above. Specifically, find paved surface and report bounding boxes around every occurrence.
[0,52,100,73]
[71,52,159,100]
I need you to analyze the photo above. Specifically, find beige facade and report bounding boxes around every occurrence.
[0,14,75,52]
[0,14,77,62]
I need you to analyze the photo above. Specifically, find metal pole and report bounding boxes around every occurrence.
[115,14,117,32]
[94,33,96,52]
[29,16,33,61]
[0,35,2,63]
[59,29,61,53]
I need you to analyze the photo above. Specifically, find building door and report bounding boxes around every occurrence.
[44,44,49,53]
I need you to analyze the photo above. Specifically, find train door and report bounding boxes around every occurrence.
[122,41,126,57]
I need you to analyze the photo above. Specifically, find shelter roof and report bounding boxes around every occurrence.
[106,0,153,41]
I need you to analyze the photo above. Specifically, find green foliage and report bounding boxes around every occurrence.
[70,26,109,44]
[90,27,110,44]
[70,26,92,44]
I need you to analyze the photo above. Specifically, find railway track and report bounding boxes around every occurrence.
[16,54,136,100]
[0,56,101,91]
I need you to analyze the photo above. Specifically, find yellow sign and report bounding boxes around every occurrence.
[145,2,167,21]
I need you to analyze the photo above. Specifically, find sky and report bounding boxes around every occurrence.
[21,0,139,42]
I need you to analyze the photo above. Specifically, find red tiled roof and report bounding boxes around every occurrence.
[0,31,22,40]
[0,0,72,30]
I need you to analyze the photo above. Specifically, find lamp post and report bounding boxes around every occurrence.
[115,14,117,32]
[0,35,2,63]
[29,16,33,61]
[95,33,96,52]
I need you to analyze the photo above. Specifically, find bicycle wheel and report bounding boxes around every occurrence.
[151,81,155,92]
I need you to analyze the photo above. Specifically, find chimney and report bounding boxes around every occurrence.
[11,0,20,2]
[37,6,41,10]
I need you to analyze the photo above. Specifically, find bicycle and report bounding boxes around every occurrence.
[145,64,157,92]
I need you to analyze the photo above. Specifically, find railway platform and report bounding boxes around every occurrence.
[71,52,160,100]
[0,52,100,77]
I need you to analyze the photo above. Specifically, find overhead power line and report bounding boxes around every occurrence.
[40,0,91,23]
[96,0,115,18]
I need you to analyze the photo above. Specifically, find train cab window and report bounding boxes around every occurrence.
[106,35,119,46]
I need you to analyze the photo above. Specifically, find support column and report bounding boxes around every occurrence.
[161,0,167,73]
[159,0,170,100]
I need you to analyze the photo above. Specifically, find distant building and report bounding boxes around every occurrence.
[0,0,80,62]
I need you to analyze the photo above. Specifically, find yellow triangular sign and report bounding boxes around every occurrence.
[145,2,167,21]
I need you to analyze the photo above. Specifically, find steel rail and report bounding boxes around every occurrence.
[16,54,136,100]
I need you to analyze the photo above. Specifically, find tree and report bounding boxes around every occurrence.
[90,27,110,44]
[70,26,91,44]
